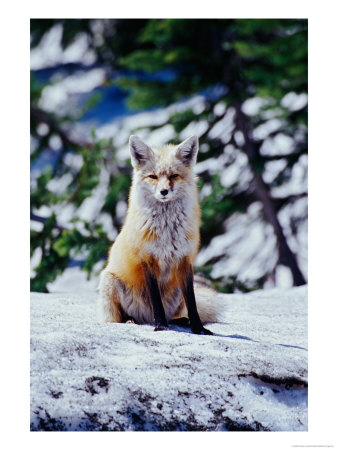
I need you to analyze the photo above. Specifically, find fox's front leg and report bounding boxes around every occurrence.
[142,263,168,331]
[178,258,213,335]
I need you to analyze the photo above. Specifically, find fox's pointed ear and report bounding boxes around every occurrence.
[176,136,199,167]
[129,135,153,168]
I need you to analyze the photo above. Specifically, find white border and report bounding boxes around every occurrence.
[2,1,337,448]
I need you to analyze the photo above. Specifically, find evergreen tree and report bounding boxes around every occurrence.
[30,19,307,292]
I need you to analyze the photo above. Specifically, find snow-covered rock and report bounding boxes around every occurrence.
[30,286,307,431]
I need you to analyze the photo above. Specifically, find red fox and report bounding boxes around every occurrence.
[98,135,221,334]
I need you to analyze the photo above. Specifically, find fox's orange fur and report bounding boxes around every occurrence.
[98,135,221,331]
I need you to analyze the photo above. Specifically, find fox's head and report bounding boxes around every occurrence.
[129,135,199,203]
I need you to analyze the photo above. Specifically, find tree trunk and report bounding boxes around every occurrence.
[234,105,306,286]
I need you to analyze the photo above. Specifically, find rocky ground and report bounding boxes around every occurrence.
[30,286,307,431]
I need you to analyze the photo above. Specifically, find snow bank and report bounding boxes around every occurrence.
[30,286,307,431]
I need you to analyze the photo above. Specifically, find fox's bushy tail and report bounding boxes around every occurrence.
[178,285,226,324]
[195,286,226,323]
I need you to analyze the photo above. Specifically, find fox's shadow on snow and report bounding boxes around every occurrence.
[165,321,308,349]
[169,327,230,338]
[133,317,258,340]
[166,318,232,338]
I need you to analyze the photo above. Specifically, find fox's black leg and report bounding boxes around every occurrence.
[179,260,213,335]
[142,264,168,331]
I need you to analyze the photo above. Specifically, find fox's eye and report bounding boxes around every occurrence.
[148,174,158,179]
[170,174,179,179]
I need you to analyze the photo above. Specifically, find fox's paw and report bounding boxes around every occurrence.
[192,326,213,335]
[154,325,169,331]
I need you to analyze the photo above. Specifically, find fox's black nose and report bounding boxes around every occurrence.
[160,189,169,196]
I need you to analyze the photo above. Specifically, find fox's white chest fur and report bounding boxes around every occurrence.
[137,188,196,266]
